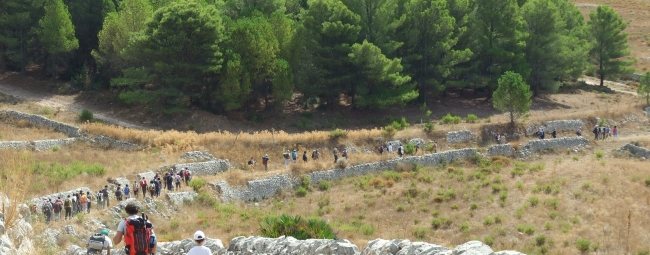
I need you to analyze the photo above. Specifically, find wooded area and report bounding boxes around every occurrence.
[0,0,635,113]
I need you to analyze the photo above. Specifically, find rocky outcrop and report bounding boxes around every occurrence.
[446,130,477,143]
[32,138,77,151]
[60,238,225,255]
[0,110,83,137]
[137,171,157,181]
[215,148,477,202]
[361,238,449,255]
[452,240,493,255]
[409,138,426,146]
[619,144,650,158]
[521,137,589,152]
[166,192,197,205]
[487,144,515,157]
[180,151,217,161]
[227,236,359,255]
[175,159,231,176]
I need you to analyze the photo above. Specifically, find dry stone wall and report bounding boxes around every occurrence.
[0,141,31,150]
[166,191,198,205]
[175,159,231,175]
[526,120,584,136]
[521,137,589,152]
[446,130,477,143]
[215,148,477,202]
[0,110,83,137]
[90,135,141,150]
[487,144,515,157]
[32,138,77,151]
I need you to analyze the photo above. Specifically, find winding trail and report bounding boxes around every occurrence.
[579,76,638,96]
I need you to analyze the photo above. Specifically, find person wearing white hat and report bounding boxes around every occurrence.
[186,230,211,255]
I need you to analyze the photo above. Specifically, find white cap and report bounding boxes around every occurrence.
[193,230,205,241]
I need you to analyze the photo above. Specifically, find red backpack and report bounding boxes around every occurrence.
[124,214,153,255]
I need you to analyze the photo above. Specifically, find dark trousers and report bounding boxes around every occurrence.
[64,207,71,219]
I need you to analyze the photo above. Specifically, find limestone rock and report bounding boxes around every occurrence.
[361,239,449,255]
[180,151,217,161]
[446,131,477,143]
[409,138,426,146]
[493,251,527,255]
[452,241,493,255]
[175,160,231,176]
[487,144,515,157]
[166,192,198,205]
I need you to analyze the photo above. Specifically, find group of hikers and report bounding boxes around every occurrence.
[39,168,193,225]
[84,202,213,255]
[592,125,618,140]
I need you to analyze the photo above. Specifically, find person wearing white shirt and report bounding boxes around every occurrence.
[186,230,212,255]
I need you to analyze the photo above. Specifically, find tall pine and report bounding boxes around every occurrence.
[588,5,634,86]
[39,0,79,77]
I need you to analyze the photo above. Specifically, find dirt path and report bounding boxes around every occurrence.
[579,76,638,95]
[0,80,147,130]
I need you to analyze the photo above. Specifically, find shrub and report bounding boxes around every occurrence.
[260,214,336,240]
[189,178,207,192]
[440,113,462,124]
[484,235,494,246]
[483,217,494,226]
[329,128,347,139]
[516,224,535,235]
[381,125,397,137]
[79,109,93,122]
[296,187,308,197]
[535,235,546,246]
[529,197,540,207]
[318,181,331,191]
[637,249,650,255]
[195,193,218,207]
[644,178,650,187]
[359,224,375,236]
[396,205,405,212]
[466,114,479,123]
[470,202,478,210]
[404,142,416,155]
[423,123,435,133]
[545,198,559,210]
[413,227,427,239]
[595,150,604,159]
[460,222,470,232]
[431,217,452,229]
[576,238,591,252]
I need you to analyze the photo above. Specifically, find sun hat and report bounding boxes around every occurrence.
[193,230,206,241]
[101,229,109,236]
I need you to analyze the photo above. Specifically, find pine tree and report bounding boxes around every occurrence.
[639,72,650,106]
[588,5,635,86]
[492,71,532,125]
[0,0,42,72]
[39,0,79,77]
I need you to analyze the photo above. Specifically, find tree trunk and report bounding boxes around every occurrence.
[599,58,604,86]
[510,111,514,125]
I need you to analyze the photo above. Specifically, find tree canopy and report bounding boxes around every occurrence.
[588,5,634,86]
[492,71,532,125]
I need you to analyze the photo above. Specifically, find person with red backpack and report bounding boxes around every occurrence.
[53,197,64,221]
[113,203,156,255]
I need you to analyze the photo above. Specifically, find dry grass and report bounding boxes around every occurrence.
[0,150,34,229]
[0,122,68,141]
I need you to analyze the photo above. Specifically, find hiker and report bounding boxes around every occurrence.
[302,151,308,163]
[97,190,104,210]
[165,173,173,192]
[113,202,156,255]
[247,157,255,169]
[53,197,63,221]
[292,149,297,164]
[333,147,339,163]
[154,176,162,197]
[601,126,606,140]
[606,126,611,139]
[539,128,545,139]
[42,199,53,224]
[398,144,404,157]
[378,145,383,154]
[71,192,78,215]
[133,182,139,198]
[593,125,599,140]
[342,148,348,160]
[613,126,618,137]
[64,195,72,220]
[124,185,131,199]
[139,177,148,198]
[184,169,192,186]
[262,154,270,171]
[576,128,582,136]
[80,191,88,213]
[103,185,110,207]
[87,192,92,213]
[551,128,557,139]
[496,133,501,144]
[115,185,124,201]
[387,144,393,154]
[311,150,319,160]
[187,231,212,255]
[283,150,291,168]
[175,173,182,191]
[433,141,438,153]
[149,181,156,197]
[87,229,112,255]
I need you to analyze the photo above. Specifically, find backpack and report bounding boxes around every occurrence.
[81,195,88,204]
[102,189,109,197]
[42,202,51,214]
[124,214,154,255]
[124,187,130,195]
[64,198,71,208]
[88,233,106,250]
[175,176,181,184]
[115,189,122,197]
[148,185,155,191]
[134,185,139,191]
[140,179,147,186]
[54,200,63,212]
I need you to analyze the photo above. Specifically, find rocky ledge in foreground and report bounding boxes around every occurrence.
[58,236,525,255]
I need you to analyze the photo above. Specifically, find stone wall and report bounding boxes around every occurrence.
[215,148,477,202]
[32,138,77,151]
[521,137,590,152]
[526,119,584,136]
[226,236,359,255]
[30,187,93,213]
[166,192,198,205]
[90,135,142,150]
[137,171,157,181]
[0,141,31,150]
[0,110,83,137]
[446,130,477,143]
[175,159,231,176]
[620,144,650,158]
[487,144,515,157]
[61,238,225,255]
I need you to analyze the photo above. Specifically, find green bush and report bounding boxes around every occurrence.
[259,214,336,240]
[431,216,452,229]
[595,150,604,159]
[529,197,539,207]
[466,114,479,123]
[423,123,435,133]
[329,128,347,139]
[195,192,218,207]
[79,109,94,122]
[576,238,591,252]
[381,125,397,137]
[440,113,462,124]
[645,178,650,187]
[189,178,208,192]
[484,235,494,246]
[404,142,416,155]
[413,227,427,240]
[535,234,546,246]
[318,181,331,191]
[460,221,470,232]
[296,187,308,197]
[31,161,105,187]
[516,224,535,235]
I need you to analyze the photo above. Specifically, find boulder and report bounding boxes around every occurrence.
[166,192,198,205]
[452,241,493,255]
[180,151,217,161]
